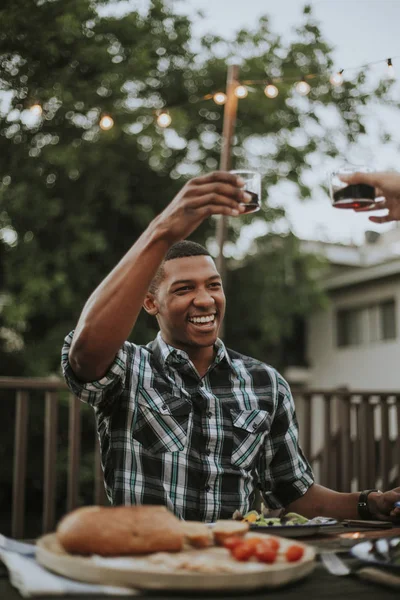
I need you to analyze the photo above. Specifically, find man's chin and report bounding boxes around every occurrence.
[185,325,220,347]
[186,332,218,347]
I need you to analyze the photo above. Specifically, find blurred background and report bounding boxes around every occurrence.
[0,0,398,536]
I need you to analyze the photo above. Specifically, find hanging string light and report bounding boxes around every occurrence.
[234,85,248,99]
[295,79,311,96]
[264,83,279,98]
[99,115,114,130]
[156,111,172,128]
[387,58,395,79]
[330,70,344,86]
[213,92,227,105]
[26,55,400,132]
[29,103,43,117]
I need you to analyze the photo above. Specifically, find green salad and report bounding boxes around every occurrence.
[234,509,309,527]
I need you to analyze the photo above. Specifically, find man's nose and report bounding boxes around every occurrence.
[193,288,215,307]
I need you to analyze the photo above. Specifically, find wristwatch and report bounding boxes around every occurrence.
[358,489,381,520]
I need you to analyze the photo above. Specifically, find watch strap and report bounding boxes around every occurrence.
[358,489,380,520]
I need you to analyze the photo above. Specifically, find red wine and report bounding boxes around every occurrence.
[333,183,375,209]
[241,191,260,213]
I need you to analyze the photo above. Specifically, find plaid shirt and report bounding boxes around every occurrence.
[62,331,314,522]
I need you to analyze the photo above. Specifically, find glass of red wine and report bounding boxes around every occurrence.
[230,170,261,213]
[329,164,376,209]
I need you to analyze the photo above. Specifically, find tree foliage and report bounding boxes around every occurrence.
[0,0,396,375]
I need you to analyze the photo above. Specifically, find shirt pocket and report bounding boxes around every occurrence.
[230,409,271,469]
[132,390,191,454]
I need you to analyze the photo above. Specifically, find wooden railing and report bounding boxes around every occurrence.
[0,377,107,539]
[296,389,400,492]
[1,378,399,539]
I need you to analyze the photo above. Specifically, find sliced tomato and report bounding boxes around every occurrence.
[285,544,305,562]
[255,545,277,564]
[260,537,280,552]
[231,540,256,561]
[222,536,244,550]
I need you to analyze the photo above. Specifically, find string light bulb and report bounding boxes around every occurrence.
[235,85,248,99]
[387,58,395,79]
[99,115,114,130]
[29,103,43,117]
[330,70,344,86]
[213,92,227,105]
[295,79,311,96]
[156,111,171,128]
[264,83,279,98]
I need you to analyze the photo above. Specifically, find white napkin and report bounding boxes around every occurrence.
[0,535,138,597]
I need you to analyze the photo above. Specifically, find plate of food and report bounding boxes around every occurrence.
[351,537,400,568]
[233,510,338,538]
[36,505,316,591]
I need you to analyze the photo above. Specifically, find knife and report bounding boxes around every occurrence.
[357,567,400,590]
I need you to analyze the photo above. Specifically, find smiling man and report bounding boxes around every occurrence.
[62,170,400,523]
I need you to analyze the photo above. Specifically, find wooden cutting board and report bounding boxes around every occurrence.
[36,533,316,591]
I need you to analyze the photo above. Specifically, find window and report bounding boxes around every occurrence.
[336,299,396,347]
[337,307,363,347]
[380,300,396,340]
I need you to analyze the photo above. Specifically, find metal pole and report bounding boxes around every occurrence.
[215,64,240,282]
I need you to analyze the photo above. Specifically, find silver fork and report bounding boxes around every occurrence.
[320,552,350,576]
[320,551,400,589]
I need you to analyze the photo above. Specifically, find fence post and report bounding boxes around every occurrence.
[12,391,29,539]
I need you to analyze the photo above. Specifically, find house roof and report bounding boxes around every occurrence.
[300,226,400,290]
[320,256,400,290]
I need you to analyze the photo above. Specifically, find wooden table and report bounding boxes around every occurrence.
[1,525,399,599]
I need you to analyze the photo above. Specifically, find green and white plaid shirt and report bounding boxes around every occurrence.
[62,331,314,522]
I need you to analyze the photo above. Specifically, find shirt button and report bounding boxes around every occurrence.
[204,484,211,492]
[252,422,258,430]
[207,411,213,418]
[205,448,211,456]
[161,404,167,410]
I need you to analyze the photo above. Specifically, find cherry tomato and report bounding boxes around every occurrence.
[285,544,305,562]
[261,537,280,552]
[255,545,277,564]
[231,540,256,561]
[223,536,244,551]
[241,537,263,550]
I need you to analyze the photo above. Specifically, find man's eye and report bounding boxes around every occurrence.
[210,282,222,288]
[175,286,191,293]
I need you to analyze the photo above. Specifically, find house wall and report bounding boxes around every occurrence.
[307,277,400,390]
[297,276,400,477]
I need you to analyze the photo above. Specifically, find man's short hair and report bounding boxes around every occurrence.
[148,240,211,294]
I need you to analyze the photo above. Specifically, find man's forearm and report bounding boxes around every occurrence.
[287,483,362,520]
[70,218,171,382]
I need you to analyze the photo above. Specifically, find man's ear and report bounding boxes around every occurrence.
[143,292,159,316]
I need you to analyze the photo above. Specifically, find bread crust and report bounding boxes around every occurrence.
[179,521,213,548]
[212,520,249,545]
[56,505,184,556]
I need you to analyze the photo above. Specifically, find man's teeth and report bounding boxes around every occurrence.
[189,315,215,324]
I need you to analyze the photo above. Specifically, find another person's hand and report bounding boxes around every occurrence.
[154,171,250,244]
[340,171,400,223]
[369,488,400,521]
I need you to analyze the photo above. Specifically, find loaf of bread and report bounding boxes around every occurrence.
[56,505,184,556]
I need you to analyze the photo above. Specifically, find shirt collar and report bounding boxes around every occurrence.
[149,331,234,372]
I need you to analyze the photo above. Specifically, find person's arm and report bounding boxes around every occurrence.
[287,483,400,521]
[69,171,249,382]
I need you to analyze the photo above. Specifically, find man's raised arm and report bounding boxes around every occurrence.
[69,171,249,381]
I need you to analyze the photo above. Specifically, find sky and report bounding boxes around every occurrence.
[100,1,400,245]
